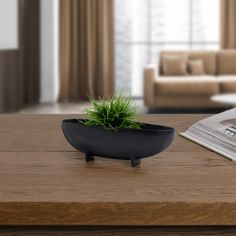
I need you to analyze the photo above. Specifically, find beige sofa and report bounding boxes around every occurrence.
[144,50,236,109]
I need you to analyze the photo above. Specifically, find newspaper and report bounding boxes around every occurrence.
[180,108,236,161]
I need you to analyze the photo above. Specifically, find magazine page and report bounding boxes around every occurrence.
[181,126,236,161]
[193,108,236,145]
[180,108,236,161]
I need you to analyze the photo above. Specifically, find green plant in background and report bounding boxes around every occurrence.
[83,93,141,131]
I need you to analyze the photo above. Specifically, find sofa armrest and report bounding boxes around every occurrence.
[144,63,157,107]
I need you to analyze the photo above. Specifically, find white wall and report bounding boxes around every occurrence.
[40,0,59,103]
[0,0,18,49]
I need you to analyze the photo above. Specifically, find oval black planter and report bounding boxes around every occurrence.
[62,119,175,167]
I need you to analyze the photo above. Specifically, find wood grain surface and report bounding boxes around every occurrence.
[0,115,236,226]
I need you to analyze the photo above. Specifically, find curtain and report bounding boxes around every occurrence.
[59,0,114,102]
[221,0,236,49]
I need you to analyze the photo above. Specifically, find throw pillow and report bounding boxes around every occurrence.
[162,56,188,76]
[188,60,205,75]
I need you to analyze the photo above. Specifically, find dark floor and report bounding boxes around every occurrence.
[147,107,228,114]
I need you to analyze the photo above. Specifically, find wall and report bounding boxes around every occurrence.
[40,0,59,103]
[0,0,40,113]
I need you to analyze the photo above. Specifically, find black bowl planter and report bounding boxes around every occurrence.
[62,119,175,167]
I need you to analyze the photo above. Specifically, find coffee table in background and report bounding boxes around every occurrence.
[211,93,236,107]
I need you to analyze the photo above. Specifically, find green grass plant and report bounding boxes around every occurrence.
[83,94,141,131]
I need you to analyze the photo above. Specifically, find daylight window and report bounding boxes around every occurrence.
[115,0,220,96]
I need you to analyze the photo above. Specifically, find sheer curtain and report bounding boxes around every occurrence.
[59,0,114,102]
[221,0,236,49]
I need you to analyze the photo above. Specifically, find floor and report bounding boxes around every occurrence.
[18,102,91,114]
[18,99,147,114]
[18,100,226,115]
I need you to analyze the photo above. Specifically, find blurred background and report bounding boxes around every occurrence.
[0,0,235,114]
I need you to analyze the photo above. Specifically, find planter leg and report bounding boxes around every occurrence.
[131,158,141,168]
[85,153,95,162]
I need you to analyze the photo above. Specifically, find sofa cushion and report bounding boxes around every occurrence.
[217,50,236,75]
[162,56,188,76]
[160,51,216,75]
[188,60,205,75]
[216,76,236,93]
[189,52,216,75]
[155,76,219,96]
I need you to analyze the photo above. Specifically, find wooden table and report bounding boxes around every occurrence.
[1,114,236,235]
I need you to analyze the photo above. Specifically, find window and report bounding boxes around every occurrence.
[115,0,220,96]
[0,0,18,49]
